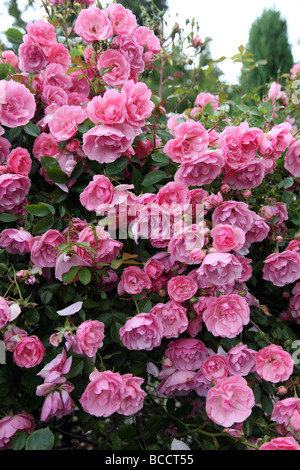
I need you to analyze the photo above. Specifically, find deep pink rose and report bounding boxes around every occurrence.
[47,43,71,70]
[30,229,65,268]
[87,89,126,125]
[74,226,123,265]
[256,344,294,383]
[167,275,198,303]
[196,252,243,286]
[122,80,154,128]
[144,257,165,279]
[76,320,105,357]
[259,436,300,450]
[174,149,225,187]
[49,105,87,141]
[206,376,255,427]
[41,85,68,107]
[203,294,250,338]
[6,147,32,175]
[210,224,246,252]
[105,3,137,36]
[119,312,163,351]
[118,266,152,295]
[201,354,229,384]
[223,158,266,190]
[117,374,146,416]
[0,228,32,255]
[227,344,257,376]
[97,50,131,87]
[284,140,300,178]
[150,301,188,338]
[164,338,208,371]
[74,6,113,43]
[80,175,114,214]
[0,137,11,164]
[13,335,45,368]
[164,119,209,164]
[0,80,36,128]
[156,181,191,215]
[0,412,35,449]
[18,35,48,73]
[263,250,300,287]
[0,174,31,212]
[32,132,59,162]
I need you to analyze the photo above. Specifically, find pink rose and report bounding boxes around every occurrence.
[244,213,270,244]
[210,224,246,252]
[79,370,123,417]
[18,35,48,73]
[112,35,145,75]
[0,228,32,255]
[39,384,75,422]
[87,89,126,125]
[144,257,165,279]
[82,123,136,164]
[259,436,300,450]
[47,43,71,70]
[167,275,198,303]
[212,201,256,234]
[41,63,71,91]
[195,92,219,111]
[74,6,113,43]
[164,338,208,371]
[263,250,300,287]
[32,132,59,162]
[0,50,19,72]
[255,344,294,383]
[133,26,161,54]
[122,80,154,128]
[196,252,243,286]
[227,344,257,376]
[222,158,266,190]
[0,80,36,128]
[259,122,294,159]
[174,149,225,187]
[157,368,196,397]
[168,224,205,265]
[97,50,131,87]
[150,301,188,338]
[3,325,28,352]
[206,376,255,427]
[13,335,45,368]
[271,397,300,427]
[49,105,87,141]
[119,312,163,351]
[41,85,68,107]
[105,3,137,36]
[0,137,11,164]
[30,229,65,268]
[201,354,229,384]
[6,147,32,175]
[164,119,209,164]
[74,225,123,265]
[267,82,288,105]
[0,174,31,212]
[156,181,191,215]
[80,175,114,214]
[76,320,105,357]
[26,19,56,47]
[117,374,146,416]
[118,266,152,295]
[284,140,300,178]
[0,412,35,449]
[0,296,11,330]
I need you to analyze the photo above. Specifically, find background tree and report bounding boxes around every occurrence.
[119,0,168,25]
[240,9,294,94]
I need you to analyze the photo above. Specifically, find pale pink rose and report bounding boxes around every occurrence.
[97,49,131,87]
[271,398,300,427]
[211,224,246,253]
[150,301,188,338]
[223,158,266,190]
[267,82,288,105]
[0,228,32,255]
[30,229,65,268]
[112,35,145,75]
[201,354,229,384]
[118,266,151,295]
[26,19,56,47]
[122,80,154,128]
[82,123,136,164]
[117,374,146,416]
[244,213,270,244]
[49,105,87,141]
[256,344,294,383]
[40,384,75,422]
[195,92,219,111]
[156,181,191,215]
[74,6,113,43]
[0,137,11,164]
[37,348,72,379]
[203,294,250,338]
[6,147,32,175]
[164,119,209,164]
[168,224,205,265]
[0,50,19,72]
[133,26,161,54]
[259,202,289,226]
[47,43,71,70]
[87,89,126,125]
[157,368,196,397]
[76,320,105,358]
[284,140,300,178]
[3,325,28,352]
[291,63,300,79]
[206,376,255,427]
[0,174,31,212]
[18,34,48,73]
[0,412,35,449]
[41,85,68,107]
[164,338,208,371]
[105,3,137,36]
[259,122,295,160]
[290,410,300,431]
[227,344,257,376]
[0,80,36,128]
[174,149,225,187]
[0,297,10,330]
[167,275,198,303]
[263,250,300,287]
[259,436,300,450]
[74,225,123,265]
[120,312,163,351]
[32,132,59,162]
[80,175,114,214]
[187,296,209,337]
[197,252,243,286]
[13,335,45,368]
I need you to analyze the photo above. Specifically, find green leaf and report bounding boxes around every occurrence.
[142,170,167,186]
[117,424,136,441]
[151,153,170,166]
[25,428,55,450]
[46,167,69,184]
[26,203,55,217]
[278,177,294,189]
[5,28,24,45]
[9,127,22,141]
[110,322,123,345]
[62,266,80,283]
[70,159,83,180]
[0,63,10,80]
[78,267,91,285]
[105,157,128,176]
[23,122,40,137]
[11,430,28,450]
[0,213,23,222]
[32,215,54,235]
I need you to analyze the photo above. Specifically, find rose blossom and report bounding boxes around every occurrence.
[121,80,154,128]
[49,105,87,141]
[18,35,48,74]
[13,335,45,368]
[174,149,225,187]
[6,147,32,175]
[133,26,161,56]
[259,436,300,450]
[41,85,68,107]
[196,252,243,286]
[76,320,105,357]
[117,374,146,416]
[201,354,229,384]
[80,175,114,214]
[0,296,11,330]
[74,6,113,43]
[105,3,137,36]
[26,18,56,47]
[39,384,75,422]
[0,412,35,449]
[227,344,257,376]
[167,275,198,303]
[97,50,131,87]
[118,266,152,296]
[210,224,246,252]
[164,338,208,371]
[150,301,188,338]
[157,369,196,397]
[284,140,300,178]
[222,158,266,190]
[30,229,65,268]
[271,397,300,427]
[0,174,31,212]
[0,50,19,72]
[0,80,36,128]
[87,89,126,125]
[203,294,250,338]
[74,225,123,265]
[32,132,59,162]
[112,35,145,75]
[3,325,28,352]
[0,137,11,164]
[0,228,32,255]
[256,344,294,383]
[119,312,163,351]
[144,258,165,279]
[168,224,206,265]
[195,92,219,111]
[205,376,255,427]
[263,250,300,287]
[47,43,71,70]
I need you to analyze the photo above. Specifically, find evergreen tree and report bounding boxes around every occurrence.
[119,0,168,25]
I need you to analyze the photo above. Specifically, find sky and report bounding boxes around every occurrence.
[1,0,300,84]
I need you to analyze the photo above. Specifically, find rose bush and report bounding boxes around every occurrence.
[0,0,299,451]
